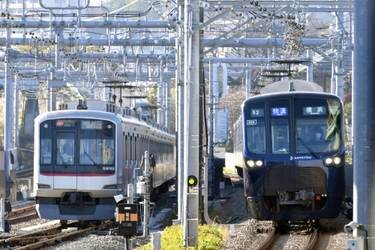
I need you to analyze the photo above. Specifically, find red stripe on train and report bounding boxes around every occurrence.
[40,173,115,177]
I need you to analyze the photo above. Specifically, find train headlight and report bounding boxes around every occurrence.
[255,160,263,167]
[324,156,343,167]
[247,160,255,168]
[333,157,342,165]
[324,158,333,165]
[246,159,264,169]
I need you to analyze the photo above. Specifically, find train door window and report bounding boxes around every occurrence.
[271,119,289,154]
[56,132,75,165]
[40,121,52,165]
[269,99,290,154]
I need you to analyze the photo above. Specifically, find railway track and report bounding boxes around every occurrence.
[255,222,322,250]
[1,221,114,249]
[7,205,39,224]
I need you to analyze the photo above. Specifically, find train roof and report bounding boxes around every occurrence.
[260,79,324,94]
[35,100,174,138]
[35,109,121,123]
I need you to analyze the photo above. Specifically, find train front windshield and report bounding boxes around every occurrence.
[245,96,342,155]
[39,119,115,171]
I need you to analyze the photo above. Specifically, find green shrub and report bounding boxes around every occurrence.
[137,224,226,250]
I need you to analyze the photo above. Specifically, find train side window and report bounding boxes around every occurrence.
[130,136,133,166]
[125,135,128,167]
[146,138,149,154]
[134,136,138,167]
[141,137,145,156]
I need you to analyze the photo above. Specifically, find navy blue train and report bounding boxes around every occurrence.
[233,79,345,221]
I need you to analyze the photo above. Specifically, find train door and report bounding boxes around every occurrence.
[54,131,77,189]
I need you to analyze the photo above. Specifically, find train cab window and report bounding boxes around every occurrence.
[40,121,52,165]
[78,120,115,166]
[56,133,75,165]
[246,124,266,154]
[244,103,266,154]
[40,139,52,164]
[294,98,342,153]
[103,140,115,165]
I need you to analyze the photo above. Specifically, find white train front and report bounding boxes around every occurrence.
[33,100,176,221]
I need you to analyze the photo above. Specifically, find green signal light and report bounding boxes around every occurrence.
[188,175,198,187]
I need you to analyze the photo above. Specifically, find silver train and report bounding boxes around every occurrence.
[33,100,176,221]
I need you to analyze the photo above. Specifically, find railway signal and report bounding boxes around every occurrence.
[187,175,198,187]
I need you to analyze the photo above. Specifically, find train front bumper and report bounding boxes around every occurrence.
[247,194,344,221]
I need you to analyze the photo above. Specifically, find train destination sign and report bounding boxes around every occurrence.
[81,120,103,129]
[303,106,326,116]
[271,107,288,116]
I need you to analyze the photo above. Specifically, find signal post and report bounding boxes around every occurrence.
[183,0,200,247]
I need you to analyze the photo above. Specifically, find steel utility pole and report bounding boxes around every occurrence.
[183,0,200,247]
[348,0,375,249]
[176,0,185,224]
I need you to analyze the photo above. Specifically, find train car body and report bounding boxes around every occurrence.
[233,80,345,221]
[33,100,175,221]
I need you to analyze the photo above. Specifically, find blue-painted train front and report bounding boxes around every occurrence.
[233,80,345,221]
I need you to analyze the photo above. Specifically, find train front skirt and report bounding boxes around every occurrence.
[247,193,344,221]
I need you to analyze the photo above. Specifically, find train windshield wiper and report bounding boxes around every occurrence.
[297,137,320,159]
[84,151,99,167]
